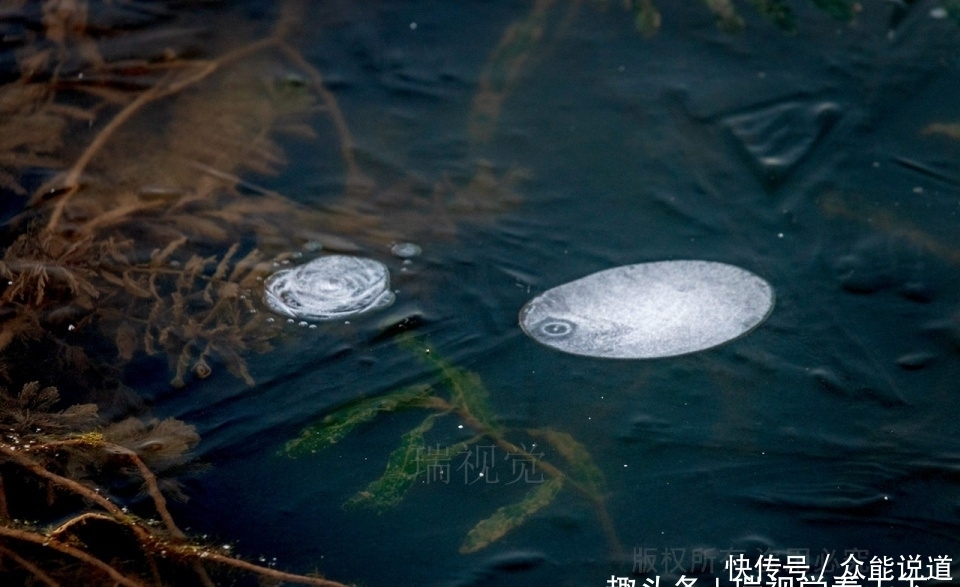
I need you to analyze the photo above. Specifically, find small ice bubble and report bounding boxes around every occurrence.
[409,21,417,30]
[309,324,317,329]
[67,324,76,331]
[391,242,422,258]
[266,317,275,323]
[930,7,948,19]
[302,241,323,252]
[298,321,308,327]
[287,318,295,323]
[264,255,394,320]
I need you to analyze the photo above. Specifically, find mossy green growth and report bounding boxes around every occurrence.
[402,336,501,432]
[346,413,438,511]
[459,477,563,554]
[437,360,501,433]
[284,338,616,552]
[283,384,433,457]
[531,428,605,499]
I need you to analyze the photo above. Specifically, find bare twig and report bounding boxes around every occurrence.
[0,524,149,587]
[49,511,115,538]
[4,438,352,586]
[104,443,186,540]
[172,546,351,587]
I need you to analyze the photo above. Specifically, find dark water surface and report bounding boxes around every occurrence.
[140,2,960,586]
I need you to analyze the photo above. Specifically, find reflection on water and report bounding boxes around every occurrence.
[2,1,960,586]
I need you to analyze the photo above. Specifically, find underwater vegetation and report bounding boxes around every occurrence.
[0,0,530,581]
[0,382,349,586]
[284,337,619,556]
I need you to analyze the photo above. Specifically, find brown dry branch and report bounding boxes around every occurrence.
[0,524,148,587]
[0,1,363,582]
[0,0,526,583]
[0,382,349,586]
[1,0,527,391]
[0,0,313,387]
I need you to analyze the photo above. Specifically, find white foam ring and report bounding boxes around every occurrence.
[264,255,395,321]
[519,260,775,359]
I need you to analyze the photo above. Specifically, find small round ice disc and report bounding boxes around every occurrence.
[519,260,774,358]
[264,255,395,321]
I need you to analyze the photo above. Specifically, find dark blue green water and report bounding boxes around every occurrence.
[143,2,960,586]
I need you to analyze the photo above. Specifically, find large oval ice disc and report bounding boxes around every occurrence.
[519,260,774,359]
[264,255,395,321]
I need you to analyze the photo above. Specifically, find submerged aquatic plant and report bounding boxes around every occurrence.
[0,0,531,583]
[284,338,621,555]
[0,0,523,387]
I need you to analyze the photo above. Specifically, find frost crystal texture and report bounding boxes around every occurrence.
[264,255,395,321]
[519,260,774,358]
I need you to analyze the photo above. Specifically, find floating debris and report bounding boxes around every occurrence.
[264,255,395,321]
[390,242,422,258]
[519,260,774,358]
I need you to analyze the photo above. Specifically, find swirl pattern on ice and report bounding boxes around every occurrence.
[519,260,774,359]
[264,255,395,321]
